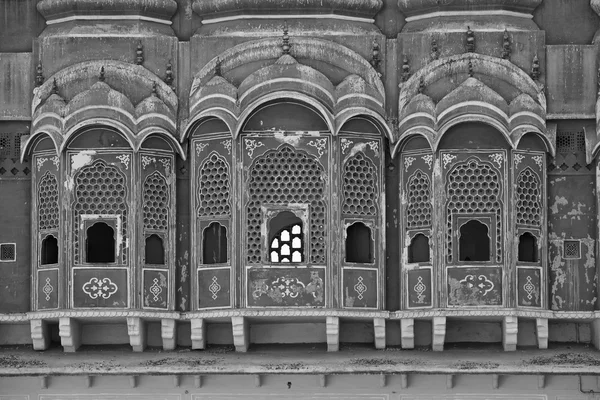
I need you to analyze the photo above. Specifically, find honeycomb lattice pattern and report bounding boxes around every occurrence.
[407,170,432,228]
[198,152,231,217]
[446,158,502,263]
[516,167,541,226]
[0,243,15,261]
[143,172,169,231]
[38,171,59,230]
[0,133,10,157]
[247,145,326,264]
[342,152,377,216]
[564,240,581,259]
[73,160,127,264]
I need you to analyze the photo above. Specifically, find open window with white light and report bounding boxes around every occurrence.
[269,211,304,263]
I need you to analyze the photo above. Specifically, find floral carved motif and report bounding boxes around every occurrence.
[514,154,525,168]
[307,138,327,157]
[460,274,494,296]
[488,153,503,168]
[245,139,264,158]
[442,154,457,169]
[82,277,118,300]
[404,156,416,172]
[116,154,130,170]
[195,142,209,157]
[341,138,353,154]
[209,276,221,300]
[42,277,53,301]
[354,276,367,300]
[413,276,427,304]
[221,140,232,155]
[149,278,162,302]
[422,155,433,169]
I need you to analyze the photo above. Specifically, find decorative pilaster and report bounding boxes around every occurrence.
[400,318,415,349]
[30,319,50,351]
[502,316,518,351]
[373,317,386,349]
[232,316,249,352]
[161,319,177,350]
[432,316,446,351]
[191,319,206,350]
[127,317,146,352]
[59,317,81,352]
[536,318,548,349]
[326,316,340,352]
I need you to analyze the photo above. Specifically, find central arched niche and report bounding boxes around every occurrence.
[242,100,329,133]
[439,122,506,308]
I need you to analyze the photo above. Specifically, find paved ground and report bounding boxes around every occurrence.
[2,343,600,376]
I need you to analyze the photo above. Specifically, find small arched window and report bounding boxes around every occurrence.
[518,232,538,262]
[345,222,373,263]
[41,235,58,265]
[459,220,489,262]
[85,222,115,263]
[145,234,165,265]
[408,234,429,263]
[269,211,303,263]
[203,222,228,264]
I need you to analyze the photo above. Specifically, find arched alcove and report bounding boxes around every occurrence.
[85,222,115,263]
[243,101,328,132]
[140,135,174,151]
[517,132,549,152]
[67,126,132,149]
[518,232,538,263]
[145,234,165,265]
[346,222,373,263]
[439,122,510,150]
[41,235,58,265]
[408,233,430,263]
[203,222,228,264]
[459,220,490,262]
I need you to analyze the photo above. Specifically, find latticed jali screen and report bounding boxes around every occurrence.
[198,152,231,217]
[246,145,326,265]
[446,158,502,263]
[73,160,127,264]
[516,168,541,226]
[143,172,169,231]
[38,171,59,231]
[342,152,377,216]
[406,170,432,228]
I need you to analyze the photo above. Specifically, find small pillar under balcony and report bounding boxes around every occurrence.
[536,318,548,350]
[400,318,415,349]
[432,317,446,351]
[30,319,50,351]
[161,319,177,351]
[232,316,249,352]
[373,317,386,349]
[326,316,339,352]
[503,316,518,351]
[191,319,206,350]
[59,317,81,352]
[127,317,146,352]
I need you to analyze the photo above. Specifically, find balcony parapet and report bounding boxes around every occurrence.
[192,0,383,36]
[398,0,543,32]
[36,0,178,37]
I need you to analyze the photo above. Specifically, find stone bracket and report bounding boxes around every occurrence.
[127,317,146,352]
[326,316,339,352]
[432,316,446,351]
[503,316,518,351]
[400,318,415,349]
[373,317,386,349]
[161,318,177,350]
[59,317,81,352]
[30,319,50,351]
[232,316,249,352]
[191,318,206,350]
[536,318,548,350]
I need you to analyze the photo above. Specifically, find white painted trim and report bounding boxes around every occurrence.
[201,13,374,25]
[238,77,335,105]
[336,93,384,108]
[45,15,172,26]
[405,10,532,22]
[547,113,594,120]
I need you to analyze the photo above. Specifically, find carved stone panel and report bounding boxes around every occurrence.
[143,269,169,309]
[517,267,541,308]
[73,268,127,308]
[247,267,325,307]
[37,268,58,309]
[447,267,503,306]
[198,268,230,309]
[407,268,432,308]
[343,268,378,308]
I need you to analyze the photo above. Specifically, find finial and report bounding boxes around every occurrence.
[51,78,58,95]
[135,42,144,65]
[152,81,158,97]
[401,54,410,82]
[165,60,174,87]
[430,37,439,61]
[531,54,540,81]
[282,20,291,55]
[468,59,474,77]
[36,62,44,87]
[418,76,425,94]
[502,29,511,60]
[466,26,475,53]
[371,40,381,70]
[99,66,105,82]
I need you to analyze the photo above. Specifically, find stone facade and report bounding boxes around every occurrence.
[2,0,600,397]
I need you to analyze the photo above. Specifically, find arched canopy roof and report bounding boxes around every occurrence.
[184,37,391,142]
[396,53,553,156]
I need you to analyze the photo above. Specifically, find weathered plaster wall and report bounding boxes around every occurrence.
[0,54,32,120]
[534,0,599,44]
[0,0,44,52]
